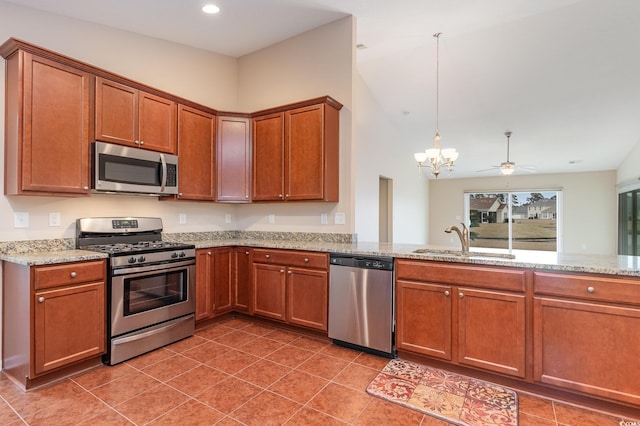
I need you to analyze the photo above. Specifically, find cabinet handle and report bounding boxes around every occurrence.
[587,286,595,294]
[444,290,450,296]
[70,271,77,278]
[38,296,45,303]
[458,292,464,298]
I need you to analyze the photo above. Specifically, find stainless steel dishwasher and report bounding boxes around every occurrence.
[328,254,396,358]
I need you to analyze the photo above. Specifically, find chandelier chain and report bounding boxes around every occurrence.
[434,32,441,136]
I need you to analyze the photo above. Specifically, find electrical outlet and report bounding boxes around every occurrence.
[48,212,61,227]
[320,213,328,225]
[179,213,187,224]
[268,214,275,224]
[225,214,232,224]
[14,212,29,228]
[334,212,346,225]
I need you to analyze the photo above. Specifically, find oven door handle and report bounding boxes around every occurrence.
[112,259,195,276]
[159,153,167,193]
[112,315,193,345]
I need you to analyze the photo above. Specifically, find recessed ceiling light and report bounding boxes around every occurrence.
[202,4,220,14]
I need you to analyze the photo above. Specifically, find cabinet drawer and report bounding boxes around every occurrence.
[534,272,640,305]
[34,260,106,290]
[396,260,526,292]
[253,249,327,269]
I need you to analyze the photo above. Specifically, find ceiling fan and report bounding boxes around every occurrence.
[477,131,536,175]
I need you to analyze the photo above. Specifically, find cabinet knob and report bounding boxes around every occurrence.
[458,292,464,298]
[287,271,292,274]
[304,258,309,263]
[178,193,183,197]
[265,254,270,259]
[70,271,77,278]
[278,194,283,198]
[285,194,289,198]
[245,251,249,255]
[134,140,139,145]
[83,186,89,191]
[38,296,45,303]
[139,140,144,145]
[587,286,595,294]
[245,195,249,199]
[207,252,212,256]
[444,290,450,296]
[280,269,285,273]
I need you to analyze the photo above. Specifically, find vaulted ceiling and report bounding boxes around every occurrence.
[5,0,639,178]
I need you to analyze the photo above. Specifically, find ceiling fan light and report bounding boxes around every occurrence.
[500,163,515,175]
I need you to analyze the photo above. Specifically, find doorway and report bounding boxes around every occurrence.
[379,176,393,243]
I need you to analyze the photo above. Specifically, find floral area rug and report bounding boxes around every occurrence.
[366,359,518,425]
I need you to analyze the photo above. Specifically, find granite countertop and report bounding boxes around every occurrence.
[2,236,640,278]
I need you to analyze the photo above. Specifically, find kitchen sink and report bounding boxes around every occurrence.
[412,248,516,259]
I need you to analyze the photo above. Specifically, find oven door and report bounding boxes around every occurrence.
[110,260,195,337]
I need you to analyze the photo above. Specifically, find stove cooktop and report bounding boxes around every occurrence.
[83,240,194,255]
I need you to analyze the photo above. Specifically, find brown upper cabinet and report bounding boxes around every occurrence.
[95,77,177,154]
[252,98,341,202]
[176,105,216,201]
[216,115,251,202]
[2,47,91,196]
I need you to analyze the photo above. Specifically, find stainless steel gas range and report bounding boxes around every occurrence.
[76,217,195,365]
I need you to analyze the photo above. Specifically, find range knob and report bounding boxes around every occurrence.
[128,257,137,264]
[171,252,179,259]
[179,252,186,258]
[138,256,146,263]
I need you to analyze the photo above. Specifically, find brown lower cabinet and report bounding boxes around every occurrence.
[2,260,106,389]
[395,260,527,379]
[252,249,328,331]
[195,248,233,321]
[533,271,640,406]
[233,247,253,313]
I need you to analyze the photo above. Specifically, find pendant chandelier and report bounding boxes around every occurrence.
[414,33,459,178]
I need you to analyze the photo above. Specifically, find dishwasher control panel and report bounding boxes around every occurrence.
[329,254,394,270]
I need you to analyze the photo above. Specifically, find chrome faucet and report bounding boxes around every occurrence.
[445,223,469,254]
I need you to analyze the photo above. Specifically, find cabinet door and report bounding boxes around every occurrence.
[252,263,286,321]
[286,267,328,331]
[252,112,285,201]
[177,105,216,200]
[458,287,526,378]
[10,53,91,195]
[217,116,251,202]
[139,91,177,153]
[213,248,233,315]
[95,77,138,146]
[195,250,214,321]
[33,282,105,375]
[285,104,324,200]
[534,297,640,405]
[234,248,253,313]
[396,280,452,360]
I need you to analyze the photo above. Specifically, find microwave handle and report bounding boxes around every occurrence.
[159,153,167,192]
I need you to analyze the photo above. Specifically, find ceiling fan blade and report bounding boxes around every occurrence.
[518,165,537,172]
[476,166,500,173]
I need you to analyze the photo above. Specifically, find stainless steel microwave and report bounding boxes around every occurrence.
[92,141,179,196]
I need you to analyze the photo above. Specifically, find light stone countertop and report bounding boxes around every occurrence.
[2,237,640,278]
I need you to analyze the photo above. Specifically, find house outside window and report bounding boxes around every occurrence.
[465,191,560,252]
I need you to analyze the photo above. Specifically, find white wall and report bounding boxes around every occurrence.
[617,138,640,190]
[235,17,355,234]
[352,73,429,244]
[428,170,617,255]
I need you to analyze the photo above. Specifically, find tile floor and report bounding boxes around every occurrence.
[0,317,638,425]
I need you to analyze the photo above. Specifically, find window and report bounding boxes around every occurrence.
[618,189,640,255]
[464,191,560,252]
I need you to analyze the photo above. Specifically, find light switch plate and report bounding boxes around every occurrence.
[14,212,29,228]
[48,212,61,227]
[225,214,232,224]
[268,214,275,224]
[334,212,346,225]
[179,213,187,224]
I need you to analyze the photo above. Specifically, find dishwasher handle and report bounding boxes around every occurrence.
[329,254,394,271]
